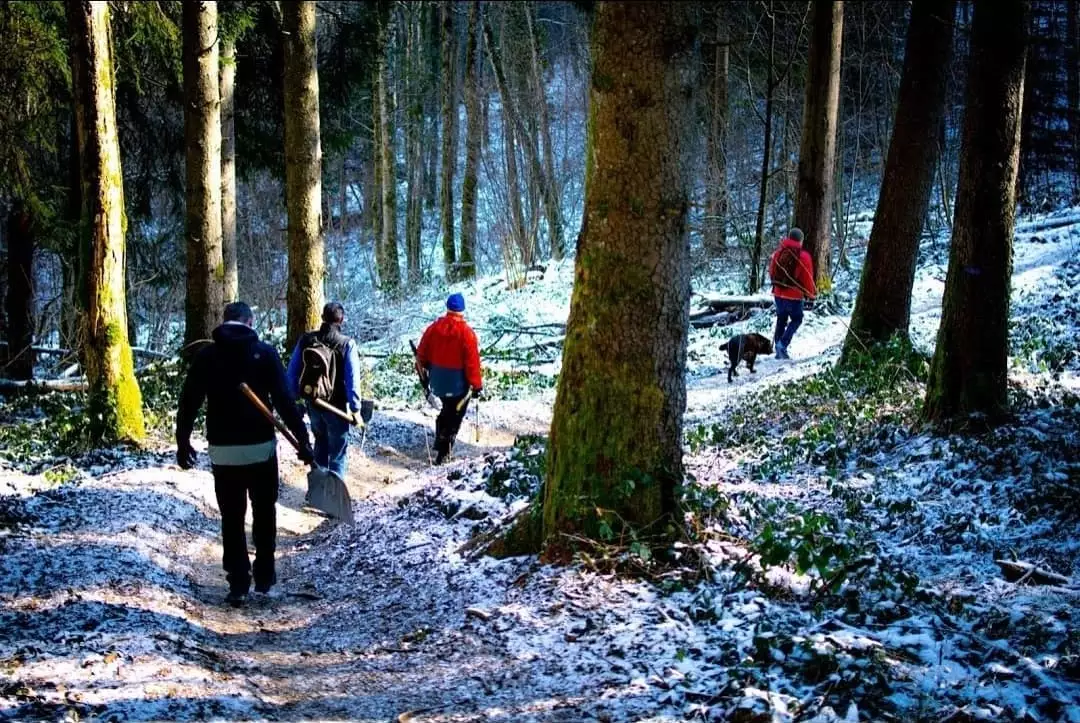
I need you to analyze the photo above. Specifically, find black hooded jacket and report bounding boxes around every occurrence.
[176,323,309,450]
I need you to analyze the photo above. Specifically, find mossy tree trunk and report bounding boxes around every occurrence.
[182,0,223,345]
[220,35,239,304]
[794,0,843,290]
[282,0,324,349]
[541,1,698,543]
[67,0,145,443]
[924,0,1028,423]
[439,0,458,278]
[842,0,956,359]
[4,203,34,380]
[459,0,481,280]
[375,5,401,292]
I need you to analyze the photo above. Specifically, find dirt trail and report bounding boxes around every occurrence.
[3,235,1072,722]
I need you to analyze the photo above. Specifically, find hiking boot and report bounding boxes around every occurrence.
[226,589,248,608]
[775,342,788,360]
[434,450,448,465]
[254,573,277,594]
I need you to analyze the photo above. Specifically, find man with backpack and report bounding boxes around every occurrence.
[415,293,483,465]
[768,227,817,359]
[287,302,365,481]
[176,301,313,606]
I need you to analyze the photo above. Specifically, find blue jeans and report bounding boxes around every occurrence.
[307,404,350,479]
[774,297,804,348]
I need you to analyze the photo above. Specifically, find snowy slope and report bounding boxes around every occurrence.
[2,212,1079,722]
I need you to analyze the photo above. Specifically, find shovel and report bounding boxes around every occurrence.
[238,383,355,524]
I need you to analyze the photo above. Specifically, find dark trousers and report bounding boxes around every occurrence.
[774,297,805,348]
[212,457,279,593]
[435,393,471,456]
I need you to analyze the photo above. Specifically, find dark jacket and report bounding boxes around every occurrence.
[286,323,363,412]
[176,322,309,449]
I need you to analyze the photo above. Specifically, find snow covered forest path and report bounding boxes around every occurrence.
[2,223,1079,722]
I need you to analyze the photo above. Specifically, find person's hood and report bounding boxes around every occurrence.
[780,237,803,251]
[211,321,259,346]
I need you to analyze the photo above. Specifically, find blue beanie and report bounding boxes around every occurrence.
[446,293,465,312]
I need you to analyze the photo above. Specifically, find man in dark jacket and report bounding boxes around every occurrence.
[768,227,817,359]
[416,293,483,464]
[286,302,365,480]
[176,301,313,606]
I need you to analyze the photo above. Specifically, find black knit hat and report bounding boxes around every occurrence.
[788,228,804,243]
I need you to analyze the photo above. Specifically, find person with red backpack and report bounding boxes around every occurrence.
[286,302,366,480]
[415,293,483,465]
[768,227,817,359]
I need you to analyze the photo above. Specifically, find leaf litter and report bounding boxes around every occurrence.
[0,215,1078,721]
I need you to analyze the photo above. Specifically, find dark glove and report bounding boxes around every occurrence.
[472,387,484,401]
[296,442,314,465]
[176,441,197,470]
[360,398,375,424]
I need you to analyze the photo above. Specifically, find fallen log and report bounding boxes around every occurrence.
[0,343,170,360]
[995,559,1071,587]
[0,378,89,392]
[690,312,733,329]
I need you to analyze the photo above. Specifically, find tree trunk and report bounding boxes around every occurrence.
[794,0,843,290]
[376,8,401,291]
[750,9,776,292]
[488,10,527,264]
[5,204,34,380]
[282,1,325,349]
[182,0,223,345]
[220,36,239,304]
[439,0,458,277]
[924,0,1028,423]
[459,0,481,280]
[524,5,564,260]
[405,7,423,287]
[1069,0,1080,196]
[541,1,698,544]
[67,0,145,443]
[704,6,729,256]
[484,17,562,266]
[842,0,956,358]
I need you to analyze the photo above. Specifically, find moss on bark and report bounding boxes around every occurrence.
[68,0,145,443]
[539,1,698,543]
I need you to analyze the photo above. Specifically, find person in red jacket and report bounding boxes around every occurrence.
[768,227,817,359]
[416,293,483,464]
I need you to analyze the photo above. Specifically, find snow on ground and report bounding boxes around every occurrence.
[1,214,1079,721]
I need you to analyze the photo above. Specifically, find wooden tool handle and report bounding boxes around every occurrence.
[238,383,302,451]
[312,398,359,426]
[456,387,473,412]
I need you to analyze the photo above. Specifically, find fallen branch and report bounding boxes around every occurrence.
[0,378,88,392]
[995,559,1071,587]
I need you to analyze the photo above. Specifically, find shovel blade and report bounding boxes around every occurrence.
[307,467,355,523]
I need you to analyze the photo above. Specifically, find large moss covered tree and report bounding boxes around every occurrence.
[540,1,699,543]
[924,0,1028,422]
[67,0,145,443]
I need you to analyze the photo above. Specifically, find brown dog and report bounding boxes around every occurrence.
[727,333,773,383]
